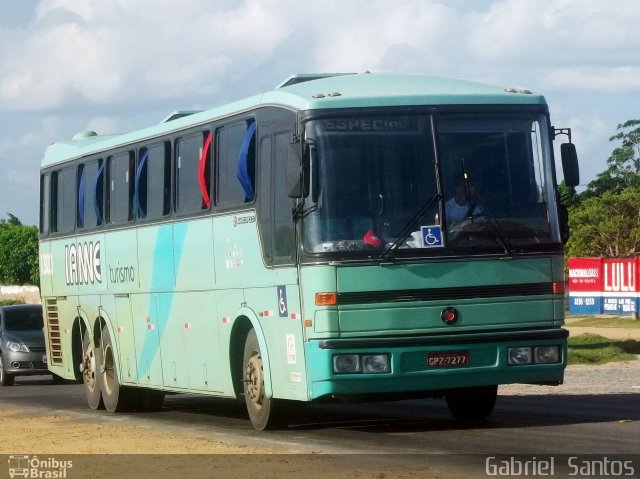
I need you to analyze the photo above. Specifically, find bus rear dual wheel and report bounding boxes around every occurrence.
[81,325,164,413]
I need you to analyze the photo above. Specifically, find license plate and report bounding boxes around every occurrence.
[427,351,469,368]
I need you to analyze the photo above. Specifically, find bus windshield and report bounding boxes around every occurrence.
[302,112,560,258]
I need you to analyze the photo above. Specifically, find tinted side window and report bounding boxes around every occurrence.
[51,167,76,233]
[176,132,210,213]
[40,174,50,234]
[77,159,101,229]
[273,133,294,263]
[217,120,256,207]
[258,137,272,263]
[136,142,171,219]
[107,151,134,224]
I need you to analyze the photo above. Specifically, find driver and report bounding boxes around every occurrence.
[445,173,482,226]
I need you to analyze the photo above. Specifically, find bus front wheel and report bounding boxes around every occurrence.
[445,385,498,421]
[242,329,285,430]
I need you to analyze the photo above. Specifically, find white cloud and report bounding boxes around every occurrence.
[544,67,640,94]
[1,0,639,224]
[2,0,639,114]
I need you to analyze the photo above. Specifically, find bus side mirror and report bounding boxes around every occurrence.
[561,143,579,187]
[287,141,303,198]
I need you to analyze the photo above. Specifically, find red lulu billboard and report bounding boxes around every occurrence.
[568,257,639,315]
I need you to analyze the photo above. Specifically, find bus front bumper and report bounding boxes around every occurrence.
[306,328,568,400]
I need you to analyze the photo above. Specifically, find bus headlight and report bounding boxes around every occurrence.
[333,355,361,374]
[534,346,560,364]
[362,354,390,374]
[508,347,532,365]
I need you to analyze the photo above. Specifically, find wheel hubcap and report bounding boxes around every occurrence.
[102,343,115,395]
[83,344,97,390]
[245,352,264,409]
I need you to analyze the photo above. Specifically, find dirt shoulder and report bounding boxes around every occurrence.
[0,406,451,479]
[0,406,283,455]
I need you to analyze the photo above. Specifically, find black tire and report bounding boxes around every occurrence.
[445,385,498,422]
[0,355,15,386]
[242,329,285,430]
[81,328,104,410]
[99,325,138,413]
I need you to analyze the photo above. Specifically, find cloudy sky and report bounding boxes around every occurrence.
[1,0,638,226]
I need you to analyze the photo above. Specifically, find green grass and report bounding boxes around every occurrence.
[568,334,640,365]
[0,299,25,306]
[567,316,640,328]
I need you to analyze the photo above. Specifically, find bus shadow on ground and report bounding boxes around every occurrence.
[281,393,640,432]
[159,392,640,433]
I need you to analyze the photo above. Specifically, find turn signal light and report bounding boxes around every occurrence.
[315,292,337,306]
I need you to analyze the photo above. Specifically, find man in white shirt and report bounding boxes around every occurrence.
[445,173,482,226]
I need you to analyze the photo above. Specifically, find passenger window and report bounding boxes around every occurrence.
[273,133,294,263]
[135,143,170,219]
[176,132,210,213]
[51,167,76,233]
[216,120,256,207]
[39,174,51,234]
[107,151,134,224]
[77,159,101,229]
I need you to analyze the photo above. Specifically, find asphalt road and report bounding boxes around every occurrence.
[1,373,639,455]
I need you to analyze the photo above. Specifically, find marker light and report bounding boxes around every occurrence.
[316,292,337,306]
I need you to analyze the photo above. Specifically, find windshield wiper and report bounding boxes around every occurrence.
[292,201,317,220]
[380,193,441,260]
[465,186,513,255]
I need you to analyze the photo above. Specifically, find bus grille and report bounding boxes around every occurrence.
[337,282,554,305]
[45,298,63,365]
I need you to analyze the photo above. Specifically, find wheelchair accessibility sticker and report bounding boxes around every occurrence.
[277,285,288,317]
[420,225,444,248]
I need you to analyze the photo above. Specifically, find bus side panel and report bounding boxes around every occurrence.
[39,242,52,297]
[173,219,215,290]
[49,238,79,298]
[172,291,223,392]
[156,292,189,389]
[110,295,137,384]
[216,288,246,396]
[137,225,175,292]
[106,229,139,294]
[130,293,164,387]
[212,213,308,400]
[56,295,79,379]
[243,277,308,401]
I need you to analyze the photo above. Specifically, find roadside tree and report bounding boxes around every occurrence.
[0,214,39,285]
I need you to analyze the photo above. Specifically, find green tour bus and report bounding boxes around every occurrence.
[38,73,579,430]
